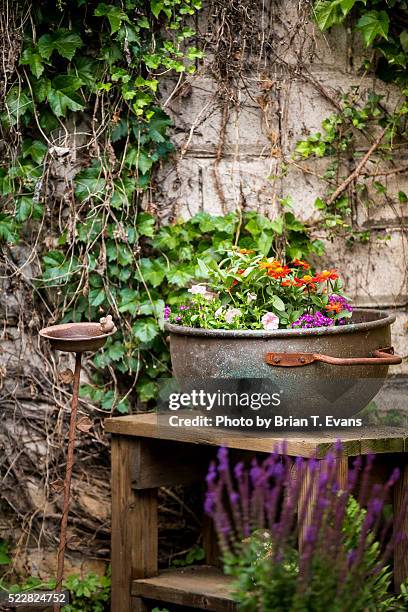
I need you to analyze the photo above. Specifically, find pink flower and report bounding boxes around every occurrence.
[225,308,242,323]
[261,312,280,330]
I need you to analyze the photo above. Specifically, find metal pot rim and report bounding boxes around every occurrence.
[164,308,395,339]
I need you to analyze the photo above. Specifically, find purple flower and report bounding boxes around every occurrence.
[328,294,353,313]
[204,490,216,514]
[164,305,171,320]
[292,311,334,329]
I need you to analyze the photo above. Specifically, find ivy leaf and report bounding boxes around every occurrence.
[137,258,166,287]
[137,379,158,402]
[22,139,48,164]
[137,213,155,237]
[108,342,125,361]
[15,196,35,222]
[75,167,106,202]
[101,390,115,410]
[133,318,159,343]
[52,75,84,94]
[118,288,139,314]
[4,87,32,124]
[0,214,18,243]
[150,0,164,19]
[94,3,130,34]
[48,89,85,117]
[89,288,106,307]
[166,265,193,287]
[19,47,45,78]
[38,30,83,61]
[0,541,10,565]
[400,31,408,53]
[33,78,52,103]
[356,11,389,46]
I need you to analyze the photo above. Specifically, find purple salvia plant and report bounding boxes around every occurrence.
[205,444,408,609]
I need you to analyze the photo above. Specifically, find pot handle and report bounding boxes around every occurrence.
[265,346,402,367]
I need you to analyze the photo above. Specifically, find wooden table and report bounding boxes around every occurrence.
[105,413,408,612]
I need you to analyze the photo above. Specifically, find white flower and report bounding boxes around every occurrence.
[214,307,223,319]
[188,284,208,295]
[261,312,280,331]
[225,308,242,324]
[247,293,257,302]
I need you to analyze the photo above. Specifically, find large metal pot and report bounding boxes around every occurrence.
[165,309,402,419]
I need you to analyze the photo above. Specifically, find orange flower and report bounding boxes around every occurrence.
[294,274,318,290]
[259,259,282,270]
[267,265,290,279]
[315,269,338,282]
[237,269,246,275]
[239,248,255,254]
[326,301,342,313]
[291,258,310,269]
[281,279,294,287]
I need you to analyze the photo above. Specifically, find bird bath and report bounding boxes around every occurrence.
[39,316,116,610]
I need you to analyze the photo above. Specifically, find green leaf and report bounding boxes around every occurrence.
[0,541,10,565]
[356,10,389,47]
[133,318,159,343]
[137,380,158,402]
[272,295,285,311]
[101,390,115,410]
[94,3,130,34]
[15,196,35,222]
[48,89,84,117]
[22,139,48,164]
[75,167,106,202]
[38,30,83,61]
[137,213,155,237]
[108,342,125,361]
[118,288,139,314]
[19,47,45,78]
[400,31,408,53]
[52,74,84,94]
[166,265,193,287]
[89,288,106,307]
[137,258,166,287]
[398,190,408,204]
[150,0,164,18]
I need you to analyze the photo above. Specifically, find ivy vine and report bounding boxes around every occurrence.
[289,1,408,237]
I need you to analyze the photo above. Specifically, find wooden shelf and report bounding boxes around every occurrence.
[131,565,237,611]
[105,412,407,458]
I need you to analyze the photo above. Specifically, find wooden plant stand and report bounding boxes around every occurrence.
[105,413,408,612]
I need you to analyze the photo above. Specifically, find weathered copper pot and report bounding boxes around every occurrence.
[165,309,402,419]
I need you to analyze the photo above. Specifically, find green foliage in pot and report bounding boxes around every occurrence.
[166,248,352,330]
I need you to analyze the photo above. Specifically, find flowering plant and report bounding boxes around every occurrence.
[165,248,352,330]
[205,446,408,611]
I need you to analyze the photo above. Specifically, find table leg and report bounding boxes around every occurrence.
[132,597,149,611]
[111,436,158,612]
[393,458,408,591]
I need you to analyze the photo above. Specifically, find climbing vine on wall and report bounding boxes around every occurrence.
[290,0,408,237]
[0,0,204,410]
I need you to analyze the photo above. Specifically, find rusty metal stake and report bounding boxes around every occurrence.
[53,352,82,612]
[39,316,117,610]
